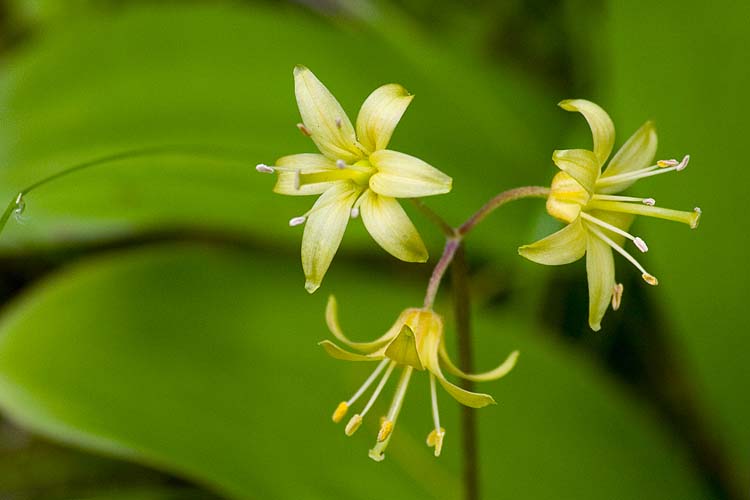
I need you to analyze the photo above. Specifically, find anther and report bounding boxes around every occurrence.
[350,207,360,218]
[657,159,679,168]
[426,428,446,457]
[633,237,649,253]
[642,273,659,286]
[255,163,274,174]
[345,414,363,436]
[336,159,346,169]
[643,198,656,206]
[378,420,394,442]
[332,402,349,423]
[335,118,343,129]
[13,193,26,215]
[676,154,690,171]
[289,216,307,227]
[296,123,311,136]
[611,283,624,311]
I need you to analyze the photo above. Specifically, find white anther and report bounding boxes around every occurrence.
[611,283,624,311]
[296,123,311,136]
[335,118,342,129]
[676,154,690,171]
[255,163,274,174]
[289,216,307,227]
[351,207,360,218]
[336,159,346,169]
[643,198,656,206]
[633,237,649,253]
[694,207,702,214]
[657,158,679,167]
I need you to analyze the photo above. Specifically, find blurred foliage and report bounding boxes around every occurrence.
[0,0,747,499]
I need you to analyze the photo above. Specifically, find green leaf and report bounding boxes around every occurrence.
[0,244,707,498]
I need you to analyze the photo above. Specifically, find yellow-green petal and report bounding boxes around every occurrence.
[518,218,587,265]
[585,231,616,332]
[368,150,452,198]
[273,153,338,196]
[559,99,615,165]
[356,83,413,152]
[325,295,398,352]
[439,339,519,382]
[384,325,424,370]
[301,183,360,293]
[599,121,658,194]
[294,65,363,163]
[359,190,428,263]
[552,149,600,193]
[318,340,384,362]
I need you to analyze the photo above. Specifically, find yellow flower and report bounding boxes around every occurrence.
[519,99,701,331]
[257,66,452,293]
[320,296,518,461]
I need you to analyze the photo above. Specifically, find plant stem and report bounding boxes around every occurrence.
[458,186,549,237]
[423,238,460,309]
[451,243,479,500]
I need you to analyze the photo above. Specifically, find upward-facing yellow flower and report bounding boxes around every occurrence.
[519,99,701,331]
[258,66,452,293]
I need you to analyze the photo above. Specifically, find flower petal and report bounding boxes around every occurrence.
[518,218,587,265]
[552,149,599,193]
[368,150,452,198]
[356,84,413,152]
[301,183,360,293]
[325,295,399,352]
[384,325,424,370]
[439,339,519,382]
[585,231,616,332]
[598,121,658,194]
[318,340,384,361]
[559,99,615,165]
[273,153,338,196]
[294,65,363,163]
[359,191,428,263]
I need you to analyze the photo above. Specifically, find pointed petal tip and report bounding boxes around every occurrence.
[558,99,576,110]
[589,321,602,332]
[293,64,308,75]
[305,280,321,294]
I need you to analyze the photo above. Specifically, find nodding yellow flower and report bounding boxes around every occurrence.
[257,66,452,293]
[519,99,701,331]
[320,296,518,461]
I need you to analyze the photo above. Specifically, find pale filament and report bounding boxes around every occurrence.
[580,212,648,253]
[592,194,655,206]
[585,223,656,283]
[596,155,689,188]
[429,373,441,434]
[360,361,397,417]
[346,359,390,407]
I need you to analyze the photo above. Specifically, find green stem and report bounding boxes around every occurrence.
[457,186,549,237]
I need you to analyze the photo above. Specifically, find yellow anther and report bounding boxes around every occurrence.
[345,414,363,436]
[642,273,659,286]
[377,420,394,442]
[332,402,349,423]
[611,283,624,311]
[426,428,446,457]
[296,122,311,136]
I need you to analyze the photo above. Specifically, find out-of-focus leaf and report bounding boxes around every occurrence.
[605,0,750,491]
[0,244,707,499]
[0,2,560,264]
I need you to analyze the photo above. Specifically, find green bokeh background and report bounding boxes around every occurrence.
[0,1,747,499]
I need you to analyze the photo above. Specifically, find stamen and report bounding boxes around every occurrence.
[296,123,311,136]
[335,118,343,129]
[360,362,397,418]
[592,194,655,206]
[289,216,307,227]
[377,420,394,442]
[351,207,360,219]
[346,359,389,407]
[633,237,649,253]
[611,283,624,311]
[13,193,25,216]
[676,154,690,171]
[255,163,274,174]
[332,402,349,423]
[345,414,363,436]
[369,366,413,461]
[427,374,446,457]
[336,159,346,169]
[585,223,658,286]
[580,212,648,252]
[597,155,689,188]
[657,159,679,167]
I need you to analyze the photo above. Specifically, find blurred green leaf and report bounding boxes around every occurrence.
[604,0,750,491]
[0,2,560,264]
[0,243,707,499]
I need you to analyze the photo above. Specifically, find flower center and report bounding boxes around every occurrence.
[546,172,590,223]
